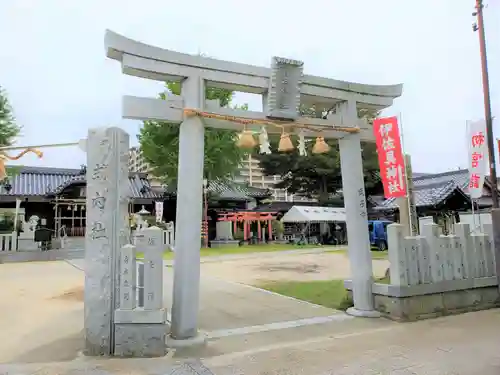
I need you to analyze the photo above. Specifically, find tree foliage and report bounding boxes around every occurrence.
[138,82,248,185]
[0,86,21,147]
[255,108,381,203]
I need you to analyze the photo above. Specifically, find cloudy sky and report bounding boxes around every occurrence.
[0,0,499,173]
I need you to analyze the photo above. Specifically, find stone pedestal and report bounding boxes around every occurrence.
[114,228,168,357]
[17,238,39,252]
[210,240,240,248]
[114,306,168,357]
[84,127,130,356]
[215,221,233,240]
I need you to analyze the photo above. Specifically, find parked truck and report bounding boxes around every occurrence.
[368,220,392,251]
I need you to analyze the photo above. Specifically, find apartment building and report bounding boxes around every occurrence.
[129,147,308,201]
[234,154,311,202]
[128,147,164,187]
[128,147,149,173]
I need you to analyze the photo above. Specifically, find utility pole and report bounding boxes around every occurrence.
[473,0,500,285]
[473,0,498,208]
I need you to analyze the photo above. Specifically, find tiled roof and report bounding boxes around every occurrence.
[0,166,270,201]
[0,166,161,199]
[376,170,473,210]
[413,169,469,190]
[164,179,271,201]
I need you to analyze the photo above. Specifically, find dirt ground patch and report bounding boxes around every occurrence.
[0,261,84,364]
[200,252,389,285]
[52,286,84,302]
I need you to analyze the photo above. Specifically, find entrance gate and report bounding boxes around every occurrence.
[103,29,403,349]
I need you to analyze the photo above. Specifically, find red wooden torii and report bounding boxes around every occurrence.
[218,211,278,242]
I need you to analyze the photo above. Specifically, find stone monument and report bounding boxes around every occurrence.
[104,30,403,345]
[84,127,130,356]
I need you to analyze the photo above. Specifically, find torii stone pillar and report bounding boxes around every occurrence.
[337,101,379,317]
[170,75,206,343]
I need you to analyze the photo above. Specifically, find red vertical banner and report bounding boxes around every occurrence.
[373,116,407,198]
[497,139,500,164]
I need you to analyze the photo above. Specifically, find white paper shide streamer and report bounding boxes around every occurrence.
[259,126,272,154]
[298,130,307,156]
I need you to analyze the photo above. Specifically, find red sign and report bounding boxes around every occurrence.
[373,116,407,198]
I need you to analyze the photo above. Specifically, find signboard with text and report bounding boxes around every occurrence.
[266,56,303,121]
[467,119,487,199]
[373,116,407,198]
[155,201,164,223]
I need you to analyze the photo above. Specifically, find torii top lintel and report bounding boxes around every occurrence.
[104,30,403,141]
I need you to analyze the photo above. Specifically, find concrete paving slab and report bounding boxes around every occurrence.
[205,309,500,374]
[3,310,500,374]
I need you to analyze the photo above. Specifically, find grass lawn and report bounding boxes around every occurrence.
[259,276,390,310]
[136,243,335,260]
[259,279,352,310]
[328,249,388,260]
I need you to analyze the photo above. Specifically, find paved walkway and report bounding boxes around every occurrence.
[69,258,342,331]
[162,267,342,331]
[3,309,500,374]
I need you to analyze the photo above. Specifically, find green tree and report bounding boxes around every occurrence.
[0,86,21,147]
[254,108,381,203]
[138,81,248,185]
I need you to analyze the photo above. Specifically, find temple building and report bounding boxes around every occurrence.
[0,166,271,241]
[374,169,498,223]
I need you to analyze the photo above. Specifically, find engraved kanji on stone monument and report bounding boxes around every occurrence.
[120,244,137,310]
[142,226,163,310]
[266,56,303,120]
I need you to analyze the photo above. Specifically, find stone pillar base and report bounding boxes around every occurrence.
[346,307,381,318]
[166,333,207,349]
[114,323,169,357]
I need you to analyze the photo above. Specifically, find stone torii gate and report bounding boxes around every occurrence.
[105,30,403,344]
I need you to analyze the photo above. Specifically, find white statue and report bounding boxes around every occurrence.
[298,130,307,156]
[259,126,272,155]
[28,215,39,231]
[21,215,39,239]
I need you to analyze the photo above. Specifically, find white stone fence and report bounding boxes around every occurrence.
[162,228,174,247]
[0,232,18,252]
[387,222,497,286]
[131,227,174,248]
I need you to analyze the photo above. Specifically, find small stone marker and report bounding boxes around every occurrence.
[142,226,163,310]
